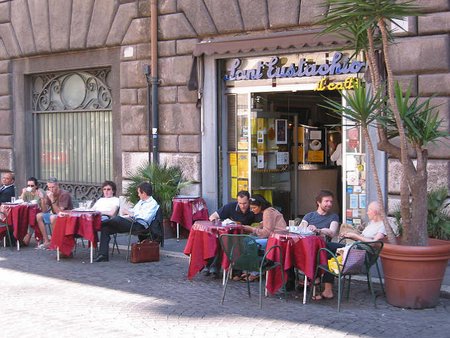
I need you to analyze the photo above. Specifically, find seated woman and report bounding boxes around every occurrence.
[241,195,287,281]
[20,177,46,246]
[91,181,120,222]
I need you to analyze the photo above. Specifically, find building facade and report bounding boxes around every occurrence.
[0,0,448,220]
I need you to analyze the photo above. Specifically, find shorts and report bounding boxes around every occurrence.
[42,212,52,224]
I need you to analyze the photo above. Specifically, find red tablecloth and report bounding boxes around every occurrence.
[50,211,102,256]
[265,231,328,295]
[170,197,209,231]
[183,220,242,279]
[0,203,39,242]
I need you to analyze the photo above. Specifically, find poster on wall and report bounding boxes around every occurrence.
[275,119,287,144]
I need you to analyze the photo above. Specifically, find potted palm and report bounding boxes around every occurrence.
[318,0,450,308]
[125,162,192,236]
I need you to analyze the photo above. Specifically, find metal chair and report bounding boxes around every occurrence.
[0,211,13,250]
[219,234,286,309]
[313,240,385,312]
[126,207,164,261]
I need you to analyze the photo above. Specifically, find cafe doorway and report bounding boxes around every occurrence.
[223,89,345,221]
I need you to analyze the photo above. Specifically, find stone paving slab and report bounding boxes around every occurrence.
[0,244,449,337]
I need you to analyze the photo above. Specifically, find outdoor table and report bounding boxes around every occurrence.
[183,220,242,280]
[265,231,327,303]
[170,196,209,240]
[0,203,40,250]
[50,210,102,263]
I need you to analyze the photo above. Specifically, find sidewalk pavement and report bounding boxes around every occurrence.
[1,236,449,337]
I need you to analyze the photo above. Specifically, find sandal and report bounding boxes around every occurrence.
[248,275,259,282]
[312,293,334,301]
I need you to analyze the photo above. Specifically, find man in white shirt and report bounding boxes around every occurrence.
[94,181,159,262]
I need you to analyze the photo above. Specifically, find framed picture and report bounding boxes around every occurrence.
[275,119,287,144]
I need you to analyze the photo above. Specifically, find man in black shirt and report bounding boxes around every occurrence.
[209,190,261,225]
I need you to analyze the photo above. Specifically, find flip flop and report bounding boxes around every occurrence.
[312,293,334,301]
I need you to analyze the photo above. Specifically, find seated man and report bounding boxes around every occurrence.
[300,189,340,300]
[0,172,16,204]
[209,190,262,225]
[94,181,159,262]
[206,190,262,277]
[36,177,73,249]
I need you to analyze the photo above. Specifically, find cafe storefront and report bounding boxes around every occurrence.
[198,36,384,226]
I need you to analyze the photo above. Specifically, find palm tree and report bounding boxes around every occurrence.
[318,0,448,245]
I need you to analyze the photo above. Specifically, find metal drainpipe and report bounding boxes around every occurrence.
[150,0,159,164]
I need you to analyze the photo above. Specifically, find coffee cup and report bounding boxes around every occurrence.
[26,187,33,192]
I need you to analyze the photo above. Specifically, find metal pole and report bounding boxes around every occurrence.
[144,65,152,164]
[150,0,159,164]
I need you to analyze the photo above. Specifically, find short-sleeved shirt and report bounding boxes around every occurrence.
[362,220,386,239]
[217,202,261,225]
[45,189,73,212]
[302,211,339,229]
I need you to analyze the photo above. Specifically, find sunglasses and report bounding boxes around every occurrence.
[27,185,36,187]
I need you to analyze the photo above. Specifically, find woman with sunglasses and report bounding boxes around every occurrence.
[91,181,120,222]
[19,177,46,245]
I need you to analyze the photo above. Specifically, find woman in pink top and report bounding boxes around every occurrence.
[242,194,287,249]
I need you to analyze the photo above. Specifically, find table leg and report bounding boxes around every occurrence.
[176,223,180,242]
[16,240,20,251]
[303,275,308,304]
[90,242,93,264]
[57,247,60,261]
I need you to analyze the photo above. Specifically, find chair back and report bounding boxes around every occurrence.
[219,234,261,272]
[147,206,164,245]
[341,240,384,275]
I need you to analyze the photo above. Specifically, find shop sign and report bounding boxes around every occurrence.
[314,77,360,91]
[224,52,365,81]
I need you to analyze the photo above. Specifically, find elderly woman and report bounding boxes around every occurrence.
[91,181,120,222]
[341,201,386,242]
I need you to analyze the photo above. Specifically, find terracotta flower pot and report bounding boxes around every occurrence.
[380,238,450,309]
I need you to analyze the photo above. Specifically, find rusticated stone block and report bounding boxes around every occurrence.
[419,74,450,96]
[48,0,71,51]
[177,86,197,103]
[204,0,243,33]
[138,0,150,16]
[0,96,11,110]
[121,135,140,151]
[107,2,137,46]
[179,135,200,152]
[394,75,418,96]
[11,0,35,55]
[268,0,299,29]
[27,0,51,53]
[120,61,148,88]
[0,60,10,73]
[120,105,147,134]
[427,97,449,130]
[0,135,12,148]
[159,0,177,14]
[159,134,178,152]
[179,183,201,198]
[415,0,450,13]
[0,109,12,133]
[122,18,150,45]
[427,138,450,159]
[238,0,268,30]
[158,13,197,40]
[158,41,175,57]
[388,159,449,194]
[159,103,200,134]
[176,39,198,55]
[419,12,450,35]
[299,0,326,26]
[122,152,149,177]
[159,152,201,181]
[0,74,10,96]
[159,55,192,86]
[137,88,148,105]
[0,149,13,171]
[70,0,95,49]
[138,135,150,151]
[177,0,217,36]
[0,2,10,23]
[158,86,177,103]
[120,88,139,105]
[390,35,450,75]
